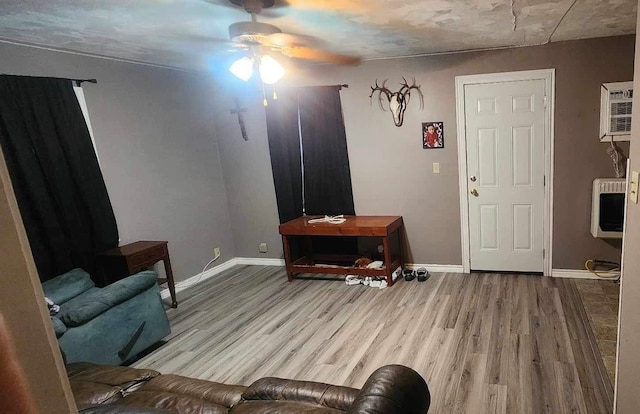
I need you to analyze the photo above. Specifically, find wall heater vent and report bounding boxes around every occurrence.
[591,178,626,238]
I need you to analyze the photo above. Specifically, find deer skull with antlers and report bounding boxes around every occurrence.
[369,78,424,127]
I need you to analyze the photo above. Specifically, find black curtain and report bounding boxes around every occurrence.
[298,86,355,216]
[0,75,119,281]
[265,88,304,224]
[266,85,355,223]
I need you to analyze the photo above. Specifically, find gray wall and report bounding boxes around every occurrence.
[214,84,282,259]
[615,8,640,410]
[215,35,634,269]
[1,35,631,274]
[0,42,235,283]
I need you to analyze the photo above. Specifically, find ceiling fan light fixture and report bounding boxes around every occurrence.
[259,55,285,84]
[229,56,254,81]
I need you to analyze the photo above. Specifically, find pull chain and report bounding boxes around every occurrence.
[262,81,268,106]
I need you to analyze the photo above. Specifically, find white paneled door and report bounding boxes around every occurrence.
[464,79,546,272]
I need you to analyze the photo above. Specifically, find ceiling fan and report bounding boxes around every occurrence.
[222,0,360,84]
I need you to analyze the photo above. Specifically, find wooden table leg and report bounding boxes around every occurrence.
[282,235,294,282]
[397,226,406,270]
[162,255,178,308]
[382,235,393,286]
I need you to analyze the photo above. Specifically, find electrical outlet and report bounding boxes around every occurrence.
[214,247,221,258]
[259,242,268,253]
[631,171,639,204]
[433,162,440,174]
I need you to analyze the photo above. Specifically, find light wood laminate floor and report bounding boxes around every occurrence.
[134,265,613,414]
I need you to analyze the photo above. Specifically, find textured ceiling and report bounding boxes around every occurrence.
[0,0,636,72]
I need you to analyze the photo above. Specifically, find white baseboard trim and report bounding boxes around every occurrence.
[235,257,286,266]
[552,269,603,280]
[404,263,465,273]
[161,258,464,299]
[161,262,618,300]
[160,257,239,300]
[160,257,285,299]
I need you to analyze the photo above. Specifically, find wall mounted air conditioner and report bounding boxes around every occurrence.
[591,178,626,238]
[600,81,633,142]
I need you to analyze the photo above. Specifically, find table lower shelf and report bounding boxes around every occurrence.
[289,255,401,277]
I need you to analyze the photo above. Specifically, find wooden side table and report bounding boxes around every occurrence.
[279,216,405,286]
[96,240,178,308]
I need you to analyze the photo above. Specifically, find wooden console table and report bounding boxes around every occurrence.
[278,216,405,286]
[96,241,177,308]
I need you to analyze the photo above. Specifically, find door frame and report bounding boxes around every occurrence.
[455,69,555,276]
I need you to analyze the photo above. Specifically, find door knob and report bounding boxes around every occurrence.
[470,189,479,197]
[470,175,477,182]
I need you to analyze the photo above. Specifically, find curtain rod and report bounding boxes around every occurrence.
[0,75,98,85]
[72,78,97,86]
[290,84,348,89]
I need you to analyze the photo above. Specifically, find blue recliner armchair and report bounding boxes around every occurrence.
[42,268,171,365]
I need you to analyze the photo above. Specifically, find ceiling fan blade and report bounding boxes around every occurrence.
[268,0,290,8]
[282,46,360,66]
[228,0,291,9]
[256,0,291,18]
[264,32,322,49]
[202,0,240,9]
[203,0,288,15]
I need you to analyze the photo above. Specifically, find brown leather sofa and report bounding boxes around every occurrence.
[68,362,431,414]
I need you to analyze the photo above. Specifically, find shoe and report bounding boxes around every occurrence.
[369,277,381,288]
[403,268,415,281]
[368,277,388,289]
[345,275,361,285]
[416,268,429,282]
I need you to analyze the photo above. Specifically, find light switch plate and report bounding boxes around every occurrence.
[433,162,440,174]
[631,171,639,204]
